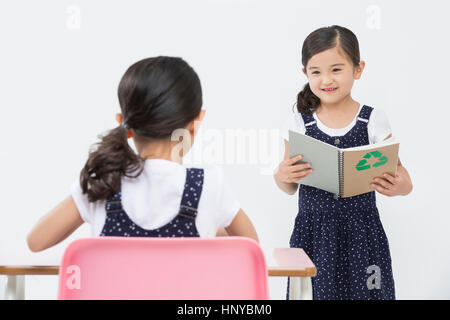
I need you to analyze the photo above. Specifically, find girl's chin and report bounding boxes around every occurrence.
[313,90,340,98]
[319,94,341,101]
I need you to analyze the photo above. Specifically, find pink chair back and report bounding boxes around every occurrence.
[58,236,268,300]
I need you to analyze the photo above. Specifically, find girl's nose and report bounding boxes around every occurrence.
[322,78,335,86]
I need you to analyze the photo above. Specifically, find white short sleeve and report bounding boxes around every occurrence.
[368,108,392,144]
[70,180,104,224]
[281,111,306,141]
[213,166,241,228]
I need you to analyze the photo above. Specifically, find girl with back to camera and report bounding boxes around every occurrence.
[28,56,258,252]
[274,25,413,300]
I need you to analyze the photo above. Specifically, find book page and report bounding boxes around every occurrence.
[289,130,340,195]
[343,137,397,152]
[342,143,400,197]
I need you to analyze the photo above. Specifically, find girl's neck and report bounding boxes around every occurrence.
[317,94,358,115]
[136,140,183,164]
[315,95,360,129]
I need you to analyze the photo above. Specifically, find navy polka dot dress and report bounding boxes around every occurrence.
[287,105,396,300]
[100,168,204,238]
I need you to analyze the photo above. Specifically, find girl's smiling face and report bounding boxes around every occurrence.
[302,46,365,105]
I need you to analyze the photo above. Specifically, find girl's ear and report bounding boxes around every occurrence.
[302,68,307,76]
[197,109,206,122]
[354,61,366,80]
[115,113,123,125]
[187,109,206,135]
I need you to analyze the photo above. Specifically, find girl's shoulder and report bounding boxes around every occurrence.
[186,164,240,229]
[186,164,236,201]
[185,164,225,185]
[367,105,389,120]
[281,108,307,140]
[366,105,392,144]
[359,104,387,118]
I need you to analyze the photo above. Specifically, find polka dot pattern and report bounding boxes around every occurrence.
[287,105,395,300]
[99,168,204,238]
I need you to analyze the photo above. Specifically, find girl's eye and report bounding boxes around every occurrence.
[312,69,340,75]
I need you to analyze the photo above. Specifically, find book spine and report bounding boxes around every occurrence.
[338,151,344,197]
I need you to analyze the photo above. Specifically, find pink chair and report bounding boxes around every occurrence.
[58,237,268,300]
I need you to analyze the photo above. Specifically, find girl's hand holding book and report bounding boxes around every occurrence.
[275,155,313,184]
[370,161,413,196]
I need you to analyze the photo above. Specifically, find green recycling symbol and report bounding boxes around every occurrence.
[355,150,388,171]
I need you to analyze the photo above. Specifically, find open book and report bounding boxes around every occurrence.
[288,130,400,198]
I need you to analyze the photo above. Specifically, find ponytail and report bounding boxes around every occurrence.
[295,82,320,114]
[79,125,145,203]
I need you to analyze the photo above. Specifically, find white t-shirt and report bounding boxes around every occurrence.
[281,104,392,144]
[70,159,240,238]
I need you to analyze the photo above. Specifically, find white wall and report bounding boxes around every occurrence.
[1,0,449,299]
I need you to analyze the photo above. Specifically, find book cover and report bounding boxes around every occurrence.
[341,140,399,197]
[288,130,400,198]
[288,130,340,195]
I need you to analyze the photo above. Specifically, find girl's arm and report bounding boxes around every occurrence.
[27,195,84,252]
[216,228,229,237]
[370,134,413,196]
[224,209,259,243]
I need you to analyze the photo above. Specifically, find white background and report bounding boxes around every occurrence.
[1,0,449,299]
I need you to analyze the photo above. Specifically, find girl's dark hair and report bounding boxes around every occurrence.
[80,56,202,202]
[296,25,360,114]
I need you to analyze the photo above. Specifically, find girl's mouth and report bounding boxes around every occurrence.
[322,87,338,93]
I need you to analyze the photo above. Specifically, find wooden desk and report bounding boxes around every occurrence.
[0,248,315,300]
